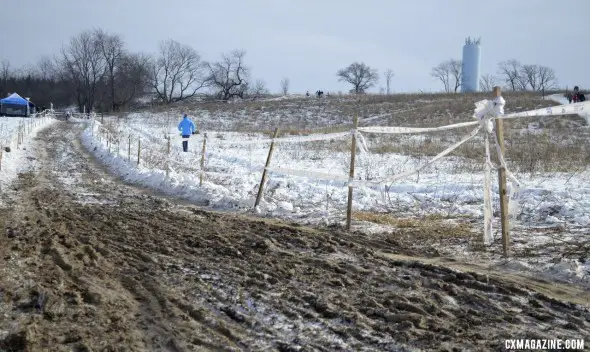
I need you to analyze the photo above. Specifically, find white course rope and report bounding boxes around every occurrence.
[266,167,350,182]
[358,120,479,134]
[353,126,481,187]
[361,113,391,123]
[265,130,368,181]
[207,130,352,146]
[502,101,589,119]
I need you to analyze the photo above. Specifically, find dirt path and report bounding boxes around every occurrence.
[0,121,589,351]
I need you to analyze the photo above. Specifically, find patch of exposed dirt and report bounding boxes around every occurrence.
[0,121,589,351]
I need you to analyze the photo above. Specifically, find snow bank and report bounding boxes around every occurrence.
[0,115,56,201]
[82,118,590,231]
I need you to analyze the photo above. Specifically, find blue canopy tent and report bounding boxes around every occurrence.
[0,93,36,117]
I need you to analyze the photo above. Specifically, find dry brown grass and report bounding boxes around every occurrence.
[131,91,589,172]
[136,91,564,131]
[353,211,473,238]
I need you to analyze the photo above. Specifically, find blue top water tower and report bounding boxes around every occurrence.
[461,37,481,93]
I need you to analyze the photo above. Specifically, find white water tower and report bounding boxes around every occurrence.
[461,37,481,93]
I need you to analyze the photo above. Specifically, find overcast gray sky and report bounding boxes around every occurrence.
[1,0,588,94]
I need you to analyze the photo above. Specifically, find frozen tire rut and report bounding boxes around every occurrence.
[0,121,589,351]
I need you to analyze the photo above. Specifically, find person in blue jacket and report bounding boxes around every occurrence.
[178,114,197,152]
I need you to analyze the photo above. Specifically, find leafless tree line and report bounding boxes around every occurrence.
[430,58,558,93]
[0,28,271,111]
[431,59,462,93]
[496,59,557,93]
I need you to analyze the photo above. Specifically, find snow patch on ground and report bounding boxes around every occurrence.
[0,115,56,204]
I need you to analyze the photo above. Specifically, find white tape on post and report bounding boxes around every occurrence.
[474,99,498,245]
[491,129,522,226]
[353,129,369,153]
[483,132,494,245]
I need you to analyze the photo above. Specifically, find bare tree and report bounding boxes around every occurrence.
[521,64,540,91]
[497,60,522,91]
[431,59,461,93]
[431,61,451,93]
[36,56,58,81]
[0,59,9,79]
[384,69,394,95]
[449,59,462,92]
[249,79,269,100]
[336,62,379,94]
[113,53,151,108]
[150,39,207,104]
[538,66,557,95]
[95,29,125,111]
[59,30,106,112]
[280,77,289,95]
[207,50,249,101]
[479,74,497,92]
[0,59,10,97]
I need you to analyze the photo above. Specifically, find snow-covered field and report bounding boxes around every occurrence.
[0,114,56,203]
[80,93,590,283]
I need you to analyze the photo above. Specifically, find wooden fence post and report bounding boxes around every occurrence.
[166,136,171,178]
[137,137,141,165]
[493,86,509,256]
[128,135,131,162]
[199,133,207,186]
[254,128,279,208]
[346,115,359,230]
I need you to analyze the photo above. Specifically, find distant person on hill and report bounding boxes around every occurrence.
[572,86,586,103]
[178,114,197,152]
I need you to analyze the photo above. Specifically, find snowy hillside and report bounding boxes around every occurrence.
[80,92,590,283]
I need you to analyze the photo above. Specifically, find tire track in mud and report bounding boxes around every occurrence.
[0,121,589,351]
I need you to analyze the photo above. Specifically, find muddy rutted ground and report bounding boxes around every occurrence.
[0,121,589,351]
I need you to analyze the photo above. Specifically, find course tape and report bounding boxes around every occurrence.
[353,126,481,187]
[266,167,350,182]
[264,127,480,185]
[206,130,352,146]
[502,101,589,119]
[360,113,391,123]
[358,120,479,134]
